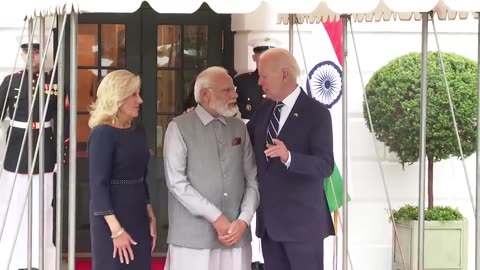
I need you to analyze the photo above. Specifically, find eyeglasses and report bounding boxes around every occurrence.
[207,86,236,93]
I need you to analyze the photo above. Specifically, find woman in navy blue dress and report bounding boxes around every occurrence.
[87,70,156,269]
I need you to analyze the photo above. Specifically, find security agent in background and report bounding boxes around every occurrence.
[0,34,65,270]
[234,36,280,120]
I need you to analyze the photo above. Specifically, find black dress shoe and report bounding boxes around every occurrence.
[251,261,265,270]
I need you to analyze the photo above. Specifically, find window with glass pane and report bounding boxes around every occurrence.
[182,25,208,111]
[78,24,98,67]
[155,25,209,158]
[157,25,180,68]
[156,115,174,156]
[157,70,180,113]
[102,25,126,68]
[183,25,208,70]
[77,24,126,152]
[183,70,197,109]
[156,25,179,158]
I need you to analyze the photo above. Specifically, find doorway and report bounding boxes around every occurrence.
[63,2,234,255]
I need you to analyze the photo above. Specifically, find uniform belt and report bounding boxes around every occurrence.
[10,120,52,129]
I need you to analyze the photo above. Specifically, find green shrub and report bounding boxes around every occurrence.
[391,204,464,223]
[364,51,478,209]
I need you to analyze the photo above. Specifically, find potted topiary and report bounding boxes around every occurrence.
[390,205,467,270]
[363,51,477,270]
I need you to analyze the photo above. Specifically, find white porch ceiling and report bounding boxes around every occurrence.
[5,0,480,23]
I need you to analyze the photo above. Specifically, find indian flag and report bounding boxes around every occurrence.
[300,21,349,213]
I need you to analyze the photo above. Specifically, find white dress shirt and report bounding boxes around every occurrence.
[278,85,301,134]
[277,85,301,168]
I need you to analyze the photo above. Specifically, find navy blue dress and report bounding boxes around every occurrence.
[88,123,151,270]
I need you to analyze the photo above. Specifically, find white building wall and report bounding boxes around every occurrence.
[233,8,478,270]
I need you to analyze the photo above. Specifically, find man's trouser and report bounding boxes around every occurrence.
[0,170,56,270]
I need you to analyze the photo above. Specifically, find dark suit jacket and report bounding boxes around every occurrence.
[247,89,335,243]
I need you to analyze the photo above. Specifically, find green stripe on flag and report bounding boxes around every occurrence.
[324,164,351,212]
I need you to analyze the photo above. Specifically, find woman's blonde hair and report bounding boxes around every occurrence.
[88,69,141,128]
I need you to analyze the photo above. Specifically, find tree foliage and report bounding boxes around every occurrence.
[364,52,477,166]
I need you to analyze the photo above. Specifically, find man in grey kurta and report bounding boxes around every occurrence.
[163,66,259,270]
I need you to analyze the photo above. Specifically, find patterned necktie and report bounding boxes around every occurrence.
[266,101,284,146]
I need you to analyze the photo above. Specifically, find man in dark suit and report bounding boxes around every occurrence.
[247,47,335,270]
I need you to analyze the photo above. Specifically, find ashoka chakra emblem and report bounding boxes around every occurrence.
[306,61,342,108]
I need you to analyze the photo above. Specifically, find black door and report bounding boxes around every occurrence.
[65,2,233,255]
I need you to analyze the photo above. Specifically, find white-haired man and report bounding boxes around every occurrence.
[247,48,334,270]
[163,66,259,270]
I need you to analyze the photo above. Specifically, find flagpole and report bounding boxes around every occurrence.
[334,211,339,270]
[475,11,480,270]
[39,15,45,270]
[288,14,294,53]
[341,14,349,270]
[27,18,34,270]
[68,8,78,270]
[417,12,429,270]
[56,10,67,270]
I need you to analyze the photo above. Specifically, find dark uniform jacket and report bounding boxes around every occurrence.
[0,70,58,174]
[233,69,266,120]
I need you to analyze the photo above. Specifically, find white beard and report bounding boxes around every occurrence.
[213,100,239,117]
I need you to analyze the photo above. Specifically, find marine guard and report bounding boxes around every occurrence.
[234,36,280,120]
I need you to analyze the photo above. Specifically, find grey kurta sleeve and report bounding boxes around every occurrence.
[237,127,259,224]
